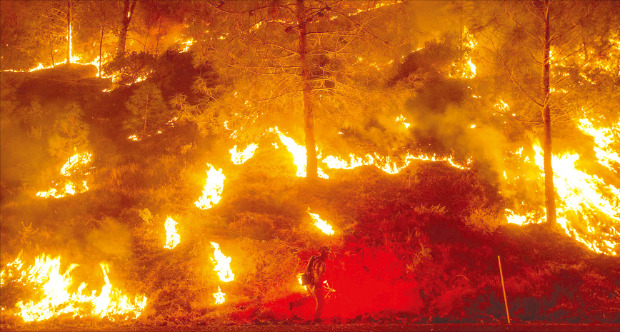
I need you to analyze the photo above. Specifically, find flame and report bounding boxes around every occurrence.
[164,217,180,249]
[0,254,147,322]
[308,211,335,236]
[68,23,73,63]
[504,209,540,225]
[578,118,620,170]
[466,58,477,77]
[229,143,258,165]
[533,144,619,222]
[37,152,92,199]
[60,152,92,176]
[178,38,195,53]
[504,140,619,256]
[270,127,329,179]
[210,242,234,282]
[448,27,477,79]
[296,273,307,291]
[322,152,469,174]
[323,280,336,297]
[194,164,225,209]
[213,286,225,304]
[395,114,411,128]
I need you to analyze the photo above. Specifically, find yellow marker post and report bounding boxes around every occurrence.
[498,255,510,324]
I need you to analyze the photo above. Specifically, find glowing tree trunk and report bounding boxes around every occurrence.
[116,0,137,58]
[541,0,557,225]
[297,0,318,180]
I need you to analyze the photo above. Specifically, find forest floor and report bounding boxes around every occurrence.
[2,322,620,332]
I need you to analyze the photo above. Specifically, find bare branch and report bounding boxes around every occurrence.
[503,2,543,44]
[493,38,543,107]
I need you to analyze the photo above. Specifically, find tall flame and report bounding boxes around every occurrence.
[270,127,329,179]
[210,242,234,282]
[504,141,619,256]
[0,254,147,322]
[194,164,225,209]
[308,211,335,236]
[164,217,180,249]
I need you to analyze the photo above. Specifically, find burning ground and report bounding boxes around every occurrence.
[1,0,620,330]
[1,64,618,326]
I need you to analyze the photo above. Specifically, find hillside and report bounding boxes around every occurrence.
[1,62,619,329]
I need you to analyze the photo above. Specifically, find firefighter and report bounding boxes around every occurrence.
[290,246,329,322]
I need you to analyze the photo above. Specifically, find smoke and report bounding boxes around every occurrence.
[406,77,507,182]
[86,217,132,259]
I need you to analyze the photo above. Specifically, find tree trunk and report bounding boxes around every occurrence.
[116,0,137,58]
[143,27,149,53]
[99,25,104,77]
[143,94,150,134]
[297,0,318,180]
[542,0,556,225]
[155,19,162,55]
[67,0,72,64]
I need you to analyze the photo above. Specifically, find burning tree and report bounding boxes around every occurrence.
[467,0,620,254]
[1,0,620,328]
[178,1,416,180]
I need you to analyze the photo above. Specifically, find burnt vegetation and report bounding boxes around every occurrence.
[1,0,620,329]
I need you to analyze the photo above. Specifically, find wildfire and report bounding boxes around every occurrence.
[503,139,619,256]
[60,152,92,176]
[322,152,469,173]
[578,118,620,170]
[296,273,307,291]
[194,164,226,209]
[533,144,619,255]
[308,211,335,236]
[449,27,477,79]
[210,242,234,282]
[0,254,147,322]
[229,143,258,165]
[213,286,225,304]
[270,127,329,179]
[37,152,92,199]
[164,217,180,249]
[178,38,195,53]
[396,114,411,129]
[505,209,538,225]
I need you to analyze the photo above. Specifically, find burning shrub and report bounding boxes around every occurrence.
[103,52,155,85]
